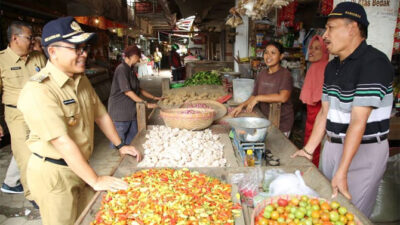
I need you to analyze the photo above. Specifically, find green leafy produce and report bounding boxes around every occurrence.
[184,71,222,86]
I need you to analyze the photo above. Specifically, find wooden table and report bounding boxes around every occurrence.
[76,108,372,225]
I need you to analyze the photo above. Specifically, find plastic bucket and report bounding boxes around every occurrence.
[233,78,255,103]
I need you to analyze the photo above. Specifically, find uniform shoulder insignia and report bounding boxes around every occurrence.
[30,74,49,83]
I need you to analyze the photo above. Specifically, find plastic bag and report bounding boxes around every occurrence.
[238,168,263,207]
[370,154,400,222]
[384,153,400,184]
[268,170,319,197]
[253,192,270,207]
[262,169,285,192]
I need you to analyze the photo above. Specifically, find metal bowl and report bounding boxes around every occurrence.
[226,117,271,142]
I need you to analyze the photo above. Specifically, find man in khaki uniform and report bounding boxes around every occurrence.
[17,17,142,225]
[0,21,46,202]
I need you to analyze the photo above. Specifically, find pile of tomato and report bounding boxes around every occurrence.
[91,168,241,225]
[254,195,357,225]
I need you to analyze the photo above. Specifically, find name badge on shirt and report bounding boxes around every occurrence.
[11,66,21,70]
[63,99,76,105]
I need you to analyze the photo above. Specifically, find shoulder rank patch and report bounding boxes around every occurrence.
[30,74,49,83]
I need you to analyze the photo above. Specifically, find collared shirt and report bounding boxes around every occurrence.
[322,40,394,137]
[108,61,140,121]
[0,47,46,105]
[17,61,107,160]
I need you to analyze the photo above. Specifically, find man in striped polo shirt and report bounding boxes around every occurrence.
[292,2,394,217]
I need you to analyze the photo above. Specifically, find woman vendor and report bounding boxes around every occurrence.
[231,42,294,136]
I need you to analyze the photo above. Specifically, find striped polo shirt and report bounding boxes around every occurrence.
[322,41,394,138]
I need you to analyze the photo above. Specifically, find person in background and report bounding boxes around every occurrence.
[108,45,161,146]
[0,21,46,207]
[299,35,329,167]
[17,17,142,225]
[153,47,162,75]
[170,44,183,81]
[292,2,393,217]
[231,42,294,136]
[33,36,43,53]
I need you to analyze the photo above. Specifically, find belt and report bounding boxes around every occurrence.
[5,104,17,108]
[326,134,388,144]
[33,153,68,166]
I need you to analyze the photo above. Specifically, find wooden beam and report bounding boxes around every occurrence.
[136,102,147,132]
[268,103,281,129]
[161,78,170,95]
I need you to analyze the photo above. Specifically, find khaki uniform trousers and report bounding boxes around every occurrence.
[27,155,95,225]
[4,106,31,199]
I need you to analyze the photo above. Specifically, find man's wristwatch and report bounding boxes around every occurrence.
[115,141,127,150]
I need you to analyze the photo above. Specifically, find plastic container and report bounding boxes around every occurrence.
[245,149,255,167]
[233,78,254,103]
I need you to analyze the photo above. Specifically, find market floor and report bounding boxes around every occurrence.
[0,71,170,225]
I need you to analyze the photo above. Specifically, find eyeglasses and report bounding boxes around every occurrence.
[18,35,34,41]
[51,44,90,55]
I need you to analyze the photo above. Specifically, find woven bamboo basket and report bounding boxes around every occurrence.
[252,194,363,225]
[181,99,227,121]
[160,108,216,130]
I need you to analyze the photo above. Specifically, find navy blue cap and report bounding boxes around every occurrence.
[42,16,96,47]
[328,2,369,27]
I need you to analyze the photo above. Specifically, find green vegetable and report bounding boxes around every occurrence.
[184,71,222,86]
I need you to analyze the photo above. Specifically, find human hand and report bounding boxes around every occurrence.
[230,105,244,117]
[92,176,128,192]
[291,148,313,160]
[153,96,163,101]
[146,103,158,109]
[331,171,351,200]
[119,145,142,162]
[246,97,258,113]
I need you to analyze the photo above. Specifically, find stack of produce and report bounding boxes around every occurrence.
[235,0,295,20]
[254,195,359,225]
[138,126,228,167]
[91,168,241,225]
[320,0,333,16]
[161,90,225,107]
[184,71,222,86]
[278,0,298,27]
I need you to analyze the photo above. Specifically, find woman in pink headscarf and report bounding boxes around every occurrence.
[299,35,329,167]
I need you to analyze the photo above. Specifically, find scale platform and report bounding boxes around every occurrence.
[232,129,266,165]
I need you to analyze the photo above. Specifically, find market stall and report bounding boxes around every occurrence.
[185,61,234,79]
[76,164,372,225]
[75,97,373,225]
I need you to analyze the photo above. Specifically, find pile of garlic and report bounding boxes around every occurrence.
[138,126,228,167]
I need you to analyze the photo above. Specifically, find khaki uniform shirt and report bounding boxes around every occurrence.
[17,62,107,160]
[0,47,46,105]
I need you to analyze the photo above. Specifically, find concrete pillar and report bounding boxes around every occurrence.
[234,15,249,72]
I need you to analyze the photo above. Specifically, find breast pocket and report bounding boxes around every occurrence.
[61,101,80,127]
[2,68,25,88]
